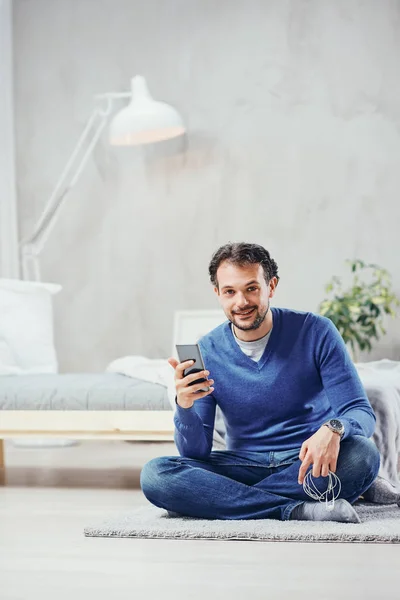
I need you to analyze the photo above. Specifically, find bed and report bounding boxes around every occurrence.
[0,372,174,468]
[0,307,225,470]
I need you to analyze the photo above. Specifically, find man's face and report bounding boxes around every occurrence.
[214,261,276,332]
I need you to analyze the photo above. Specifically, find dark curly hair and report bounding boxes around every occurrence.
[209,242,280,288]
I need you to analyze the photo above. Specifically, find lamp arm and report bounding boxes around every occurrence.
[20,98,114,280]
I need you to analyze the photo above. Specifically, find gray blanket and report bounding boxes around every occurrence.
[212,360,400,498]
[356,360,400,496]
[0,373,171,411]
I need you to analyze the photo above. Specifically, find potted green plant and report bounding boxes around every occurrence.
[318,259,400,362]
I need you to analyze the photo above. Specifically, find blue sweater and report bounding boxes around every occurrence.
[174,307,376,459]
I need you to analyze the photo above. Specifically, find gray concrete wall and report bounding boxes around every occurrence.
[13,0,400,371]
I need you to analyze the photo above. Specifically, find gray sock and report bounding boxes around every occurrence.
[167,510,183,518]
[361,477,400,505]
[290,498,361,523]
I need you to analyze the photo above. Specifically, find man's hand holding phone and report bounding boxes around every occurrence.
[167,357,215,409]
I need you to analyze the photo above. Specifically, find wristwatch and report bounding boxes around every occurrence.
[323,418,345,439]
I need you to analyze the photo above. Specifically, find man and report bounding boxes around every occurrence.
[141,242,380,522]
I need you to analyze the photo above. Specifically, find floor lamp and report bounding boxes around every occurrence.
[13,75,185,449]
[19,75,186,281]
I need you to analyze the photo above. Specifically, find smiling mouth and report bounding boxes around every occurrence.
[235,308,255,317]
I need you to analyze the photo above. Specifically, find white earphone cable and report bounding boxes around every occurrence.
[302,470,342,511]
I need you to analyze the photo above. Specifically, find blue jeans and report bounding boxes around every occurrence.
[140,436,380,521]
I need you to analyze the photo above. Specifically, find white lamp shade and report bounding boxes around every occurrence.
[109,75,185,146]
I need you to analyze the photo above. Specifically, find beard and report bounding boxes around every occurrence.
[229,300,270,332]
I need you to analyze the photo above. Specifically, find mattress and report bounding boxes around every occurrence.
[0,373,171,411]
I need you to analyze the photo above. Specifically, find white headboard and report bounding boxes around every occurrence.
[172,309,226,358]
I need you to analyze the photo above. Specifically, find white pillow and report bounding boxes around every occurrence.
[0,278,61,375]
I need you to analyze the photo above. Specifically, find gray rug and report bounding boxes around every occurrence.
[84,502,400,543]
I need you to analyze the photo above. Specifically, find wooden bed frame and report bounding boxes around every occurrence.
[0,410,175,469]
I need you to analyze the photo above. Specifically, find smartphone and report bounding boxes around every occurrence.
[175,344,210,392]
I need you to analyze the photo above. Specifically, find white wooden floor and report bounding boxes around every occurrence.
[1,439,399,600]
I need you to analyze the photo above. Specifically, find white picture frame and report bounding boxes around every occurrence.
[172,309,227,357]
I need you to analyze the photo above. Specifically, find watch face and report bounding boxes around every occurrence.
[330,419,343,430]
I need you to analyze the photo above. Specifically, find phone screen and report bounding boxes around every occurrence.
[175,344,209,391]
